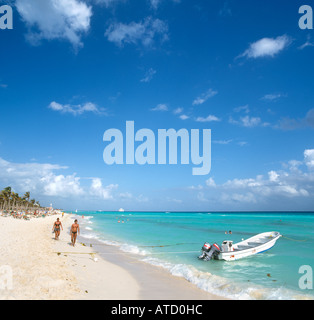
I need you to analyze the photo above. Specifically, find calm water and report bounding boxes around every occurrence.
[69,211,314,300]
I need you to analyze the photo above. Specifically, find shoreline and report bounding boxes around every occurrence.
[0,213,226,300]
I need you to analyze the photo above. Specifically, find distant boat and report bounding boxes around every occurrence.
[199,231,282,262]
[75,209,78,213]
[118,208,125,212]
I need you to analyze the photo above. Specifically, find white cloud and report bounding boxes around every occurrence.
[90,178,118,200]
[199,150,314,207]
[94,0,125,7]
[229,115,267,128]
[221,173,310,201]
[262,93,285,101]
[119,192,133,199]
[188,184,203,190]
[15,0,92,48]
[205,177,216,187]
[304,149,314,170]
[173,108,190,120]
[0,157,124,204]
[140,68,157,83]
[151,103,168,111]
[0,157,84,198]
[213,139,233,145]
[48,101,106,116]
[173,107,183,115]
[239,35,291,59]
[240,115,261,127]
[299,41,314,50]
[233,105,250,113]
[221,192,256,204]
[230,104,270,128]
[179,114,189,120]
[41,173,84,197]
[105,16,168,48]
[192,88,218,106]
[298,35,314,50]
[149,0,181,10]
[150,0,161,10]
[195,115,220,122]
[268,170,279,182]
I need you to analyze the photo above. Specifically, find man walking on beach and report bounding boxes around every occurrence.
[70,219,80,247]
[52,218,63,240]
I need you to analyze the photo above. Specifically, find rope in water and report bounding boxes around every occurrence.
[55,236,308,257]
[53,239,199,248]
[138,243,199,248]
[282,235,307,242]
[54,241,200,255]
[54,250,199,255]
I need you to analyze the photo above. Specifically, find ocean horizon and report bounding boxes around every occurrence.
[68,210,314,300]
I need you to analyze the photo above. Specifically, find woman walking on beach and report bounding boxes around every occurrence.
[52,218,63,240]
[70,219,80,247]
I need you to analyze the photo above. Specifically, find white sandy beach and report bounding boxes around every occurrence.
[0,213,226,300]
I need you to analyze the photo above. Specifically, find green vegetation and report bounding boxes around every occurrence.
[0,187,41,211]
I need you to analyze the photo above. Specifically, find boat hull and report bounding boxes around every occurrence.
[217,232,281,261]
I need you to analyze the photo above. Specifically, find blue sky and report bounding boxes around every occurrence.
[0,0,314,211]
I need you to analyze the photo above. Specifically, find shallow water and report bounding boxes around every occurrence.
[70,211,314,300]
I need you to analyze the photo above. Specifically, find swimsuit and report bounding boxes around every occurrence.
[54,223,61,232]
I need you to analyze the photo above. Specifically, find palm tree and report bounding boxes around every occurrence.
[23,191,30,210]
[3,187,12,211]
[11,192,19,210]
[0,188,42,211]
[0,192,5,211]
[30,199,36,209]
[24,191,30,202]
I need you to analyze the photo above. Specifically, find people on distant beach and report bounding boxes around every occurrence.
[53,218,63,240]
[70,219,80,247]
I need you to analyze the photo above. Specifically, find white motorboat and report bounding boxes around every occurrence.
[198,231,282,261]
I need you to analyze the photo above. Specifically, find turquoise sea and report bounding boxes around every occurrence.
[69,211,314,300]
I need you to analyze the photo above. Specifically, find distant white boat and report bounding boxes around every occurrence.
[199,231,282,262]
[118,208,125,212]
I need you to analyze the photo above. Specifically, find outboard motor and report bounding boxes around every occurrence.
[202,242,211,252]
[198,243,211,260]
[199,243,221,261]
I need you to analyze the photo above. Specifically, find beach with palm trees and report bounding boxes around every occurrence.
[0,192,222,300]
[0,186,59,219]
